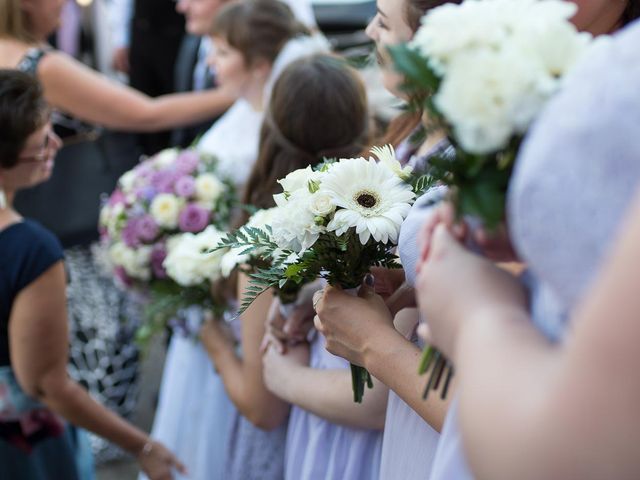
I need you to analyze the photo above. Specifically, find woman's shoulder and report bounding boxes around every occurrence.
[0,220,63,264]
[16,44,55,75]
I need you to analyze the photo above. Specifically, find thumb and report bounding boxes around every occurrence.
[359,273,376,298]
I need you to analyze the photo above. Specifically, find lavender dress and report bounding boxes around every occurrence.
[284,333,383,480]
[429,21,640,480]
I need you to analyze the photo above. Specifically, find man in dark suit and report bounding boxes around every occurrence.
[171,0,235,148]
[112,0,186,156]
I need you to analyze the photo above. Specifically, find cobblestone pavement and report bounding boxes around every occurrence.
[96,333,167,480]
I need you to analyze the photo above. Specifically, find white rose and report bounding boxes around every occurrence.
[109,242,151,280]
[277,167,324,199]
[164,226,226,286]
[434,47,544,154]
[195,173,225,203]
[308,193,336,217]
[154,148,179,168]
[270,202,324,253]
[150,193,181,229]
[107,203,125,237]
[119,170,137,193]
[220,247,248,278]
[99,205,111,228]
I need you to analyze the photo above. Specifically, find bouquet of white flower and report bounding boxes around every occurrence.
[390,0,593,400]
[216,146,419,402]
[99,148,237,344]
[390,0,592,228]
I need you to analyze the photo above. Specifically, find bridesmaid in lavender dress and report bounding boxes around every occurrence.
[419,7,640,480]
[310,0,461,479]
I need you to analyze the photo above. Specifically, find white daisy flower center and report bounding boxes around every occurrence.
[355,190,379,210]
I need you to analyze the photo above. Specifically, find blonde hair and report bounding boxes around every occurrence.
[0,0,34,42]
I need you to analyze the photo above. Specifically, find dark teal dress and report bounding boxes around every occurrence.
[0,220,92,479]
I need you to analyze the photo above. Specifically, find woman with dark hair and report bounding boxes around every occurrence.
[141,2,327,480]
[200,53,374,480]
[0,70,184,480]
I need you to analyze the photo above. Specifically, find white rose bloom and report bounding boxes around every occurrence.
[270,201,324,253]
[119,170,137,193]
[277,166,315,195]
[277,166,324,201]
[220,247,248,278]
[150,193,181,229]
[246,207,279,230]
[512,20,591,84]
[164,226,226,286]
[154,148,179,168]
[109,242,152,280]
[308,193,336,218]
[195,173,225,203]
[99,205,111,228]
[434,47,545,154]
[107,203,125,237]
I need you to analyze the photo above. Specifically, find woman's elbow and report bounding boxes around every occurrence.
[16,371,69,401]
[244,407,288,431]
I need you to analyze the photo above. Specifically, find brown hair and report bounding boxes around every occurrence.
[210,0,310,67]
[240,54,369,220]
[0,69,49,168]
[404,0,463,34]
[0,0,35,42]
[381,0,463,147]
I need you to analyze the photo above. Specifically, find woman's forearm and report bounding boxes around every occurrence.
[40,52,235,132]
[454,306,567,480]
[272,364,387,430]
[202,323,289,431]
[39,375,148,455]
[364,328,451,432]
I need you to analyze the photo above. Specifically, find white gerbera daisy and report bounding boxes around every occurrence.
[320,157,415,245]
[370,145,413,181]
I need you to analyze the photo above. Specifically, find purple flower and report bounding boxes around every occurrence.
[135,163,154,178]
[175,150,200,174]
[174,176,196,198]
[178,203,210,233]
[136,215,159,242]
[109,190,126,206]
[137,185,157,202]
[122,220,141,247]
[114,266,133,287]
[152,171,177,193]
[150,243,168,279]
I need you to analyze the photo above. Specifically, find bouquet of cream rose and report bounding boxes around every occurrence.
[390,0,593,399]
[390,0,592,229]
[216,146,418,402]
[99,148,236,344]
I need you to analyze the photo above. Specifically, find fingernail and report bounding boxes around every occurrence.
[364,273,375,287]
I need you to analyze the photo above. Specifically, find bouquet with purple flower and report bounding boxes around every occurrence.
[99,148,237,344]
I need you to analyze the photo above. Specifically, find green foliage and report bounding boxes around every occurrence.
[136,279,226,349]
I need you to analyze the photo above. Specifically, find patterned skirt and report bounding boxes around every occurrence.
[0,367,94,480]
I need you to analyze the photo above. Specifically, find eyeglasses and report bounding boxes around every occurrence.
[17,129,57,164]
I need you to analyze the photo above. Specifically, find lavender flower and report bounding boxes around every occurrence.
[175,150,200,174]
[178,203,210,233]
[122,220,141,247]
[150,243,168,279]
[174,175,196,198]
[136,215,159,242]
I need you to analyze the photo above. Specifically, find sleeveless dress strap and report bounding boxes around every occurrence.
[16,46,53,76]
